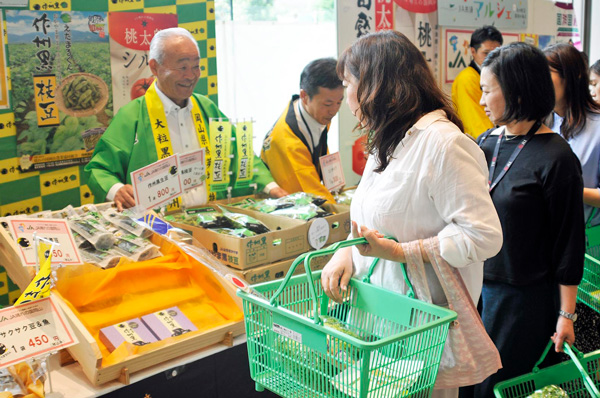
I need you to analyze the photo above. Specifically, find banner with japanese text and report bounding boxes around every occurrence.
[6,10,113,172]
[414,11,438,79]
[375,0,394,31]
[438,0,528,29]
[108,12,178,114]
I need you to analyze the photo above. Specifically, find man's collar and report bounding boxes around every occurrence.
[298,98,327,133]
[154,83,192,114]
[469,59,482,74]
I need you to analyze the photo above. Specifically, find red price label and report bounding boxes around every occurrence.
[28,334,50,348]
[157,187,170,198]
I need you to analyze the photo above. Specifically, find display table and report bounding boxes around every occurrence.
[47,335,278,398]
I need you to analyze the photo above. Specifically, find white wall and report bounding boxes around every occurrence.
[215,21,338,158]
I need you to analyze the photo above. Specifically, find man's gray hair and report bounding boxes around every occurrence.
[149,27,200,64]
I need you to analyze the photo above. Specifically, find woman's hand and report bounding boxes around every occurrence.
[552,316,575,352]
[352,221,405,262]
[552,285,577,352]
[321,247,353,303]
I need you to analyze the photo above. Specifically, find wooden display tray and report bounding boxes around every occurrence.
[0,215,245,386]
[53,289,244,386]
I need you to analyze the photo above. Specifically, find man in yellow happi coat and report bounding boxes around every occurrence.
[261,58,344,203]
[85,28,286,210]
[451,25,503,139]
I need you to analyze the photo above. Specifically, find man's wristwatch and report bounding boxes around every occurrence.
[559,310,578,322]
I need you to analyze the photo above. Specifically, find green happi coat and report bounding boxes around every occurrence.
[85,93,274,202]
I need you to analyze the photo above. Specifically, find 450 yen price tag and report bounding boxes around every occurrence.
[0,296,78,369]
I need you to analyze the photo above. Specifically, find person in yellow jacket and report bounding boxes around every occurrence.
[452,26,503,139]
[261,58,344,203]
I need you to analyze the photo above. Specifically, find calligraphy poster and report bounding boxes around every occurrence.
[6,10,113,172]
[438,0,528,29]
[337,0,374,52]
[108,13,178,114]
[375,0,394,31]
[414,11,438,78]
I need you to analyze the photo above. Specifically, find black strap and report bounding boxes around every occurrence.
[477,127,496,146]
[488,120,541,193]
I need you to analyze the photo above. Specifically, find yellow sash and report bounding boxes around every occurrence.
[145,81,212,206]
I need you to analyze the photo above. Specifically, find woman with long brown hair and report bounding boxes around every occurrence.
[545,43,600,226]
[321,30,503,398]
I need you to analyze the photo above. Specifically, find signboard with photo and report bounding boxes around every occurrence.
[6,10,113,172]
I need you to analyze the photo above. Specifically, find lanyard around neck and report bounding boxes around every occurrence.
[488,120,541,193]
[297,101,317,152]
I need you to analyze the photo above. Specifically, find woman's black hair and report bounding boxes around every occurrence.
[482,42,555,124]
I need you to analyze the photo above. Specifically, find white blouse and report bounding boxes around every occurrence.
[351,110,502,304]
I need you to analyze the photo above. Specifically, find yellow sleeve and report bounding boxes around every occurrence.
[452,68,494,139]
[262,130,335,203]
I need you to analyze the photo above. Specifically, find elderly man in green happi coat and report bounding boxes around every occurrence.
[85,27,286,211]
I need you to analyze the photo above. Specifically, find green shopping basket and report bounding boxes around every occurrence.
[237,237,457,398]
[577,225,600,314]
[494,340,600,398]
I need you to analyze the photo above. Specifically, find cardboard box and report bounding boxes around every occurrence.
[167,206,310,270]
[222,203,351,250]
[232,252,333,285]
[319,203,351,246]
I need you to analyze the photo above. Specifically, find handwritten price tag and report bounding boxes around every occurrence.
[178,148,206,193]
[131,155,183,211]
[319,152,345,192]
[6,218,82,267]
[0,296,78,369]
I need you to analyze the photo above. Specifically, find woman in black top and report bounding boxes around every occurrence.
[472,42,584,397]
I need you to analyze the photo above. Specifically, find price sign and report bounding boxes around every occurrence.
[178,148,206,193]
[131,155,183,211]
[7,218,82,267]
[0,296,78,369]
[319,152,346,192]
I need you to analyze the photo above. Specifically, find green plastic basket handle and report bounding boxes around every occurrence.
[532,340,600,397]
[268,236,416,325]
